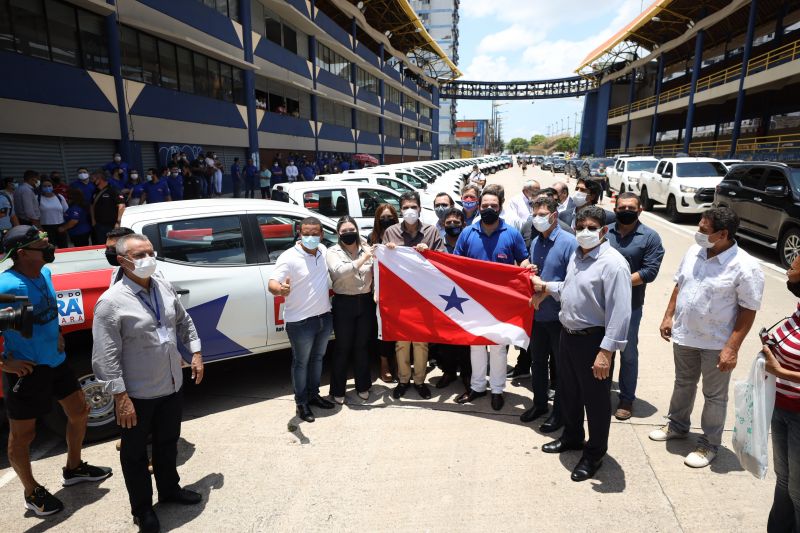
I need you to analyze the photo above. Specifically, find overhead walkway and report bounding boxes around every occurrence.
[439,76,598,100]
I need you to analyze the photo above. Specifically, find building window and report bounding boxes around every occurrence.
[77,10,109,73]
[404,95,417,113]
[198,0,239,21]
[770,111,800,132]
[45,0,78,66]
[255,77,310,119]
[119,25,246,105]
[385,84,402,107]
[264,7,297,54]
[356,67,379,95]
[385,119,401,138]
[317,42,350,81]
[404,126,417,141]
[420,129,431,144]
[356,110,379,133]
[318,97,351,128]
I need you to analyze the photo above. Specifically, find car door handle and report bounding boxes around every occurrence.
[753,197,762,202]
[176,289,190,295]
[727,191,737,196]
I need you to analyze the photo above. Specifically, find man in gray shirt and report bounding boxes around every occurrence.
[92,234,204,533]
[531,205,631,482]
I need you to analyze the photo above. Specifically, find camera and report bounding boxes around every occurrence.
[0,294,34,338]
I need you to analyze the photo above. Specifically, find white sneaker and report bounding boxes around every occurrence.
[684,446,717,468]
[648,424,689,442]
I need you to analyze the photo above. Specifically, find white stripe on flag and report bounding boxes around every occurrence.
[376,245,530,349]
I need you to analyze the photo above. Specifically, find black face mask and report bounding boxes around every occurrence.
[105,248,119,266]
[615,210,639,225]
[480,208,499,225]
[379,218,395,230]
[27,244,56,264]
[788,280,800,298]
[339,232,358,245]
[445,226,463,237]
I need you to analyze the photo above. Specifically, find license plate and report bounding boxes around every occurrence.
[56,289,85,325]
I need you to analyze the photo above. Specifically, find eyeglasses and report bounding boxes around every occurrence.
[576,226,601,232]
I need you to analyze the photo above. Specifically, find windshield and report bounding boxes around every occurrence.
[396,172,425,188]
[553,158,565,163]
[627,160,657,171]
[675,162,728,178]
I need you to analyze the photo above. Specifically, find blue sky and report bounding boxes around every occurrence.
[455,0,646,143]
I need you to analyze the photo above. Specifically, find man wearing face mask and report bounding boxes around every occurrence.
[506,180,541,230]
[651,207,764,469]
[93,234,203,532]
[141,168,172,205]
[553,181,574,216]
[268,217,335,422]
[460,184,481,226]
[71,168,95,208]
[383,191,445,400]
[531,206,631,481]
[90,171,126,244]
[560,178,615,228]
[166,166,184,202]
[433,192,454,239]
[468,164,485,188]
[14,170,41,226]
[103,152,129,181]
[606,192,664,421]
[0,226,113,517]
[455,184,531,411]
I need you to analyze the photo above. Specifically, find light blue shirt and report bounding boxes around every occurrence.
[546,240,632,352]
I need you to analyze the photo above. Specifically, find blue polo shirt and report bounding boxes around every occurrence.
[244,164,258,181]
[529,225,578,322]
[166,175,184,200]
[454,218,528,265]
[607,221,665,309]
[0,267,65,367]
[64,204,91,236]
[301,165,315,181]
[70,180,95,203]
[144,180,171,203]
[231,163,241,179]
[129,182,145,200]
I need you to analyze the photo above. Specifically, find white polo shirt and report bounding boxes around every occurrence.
[672,243,764,350]
[270,243,331,323]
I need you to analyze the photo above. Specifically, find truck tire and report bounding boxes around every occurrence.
[778,226,800,268]
[666,195,682,222]
[640,187,654,211]
[43,356,119,442]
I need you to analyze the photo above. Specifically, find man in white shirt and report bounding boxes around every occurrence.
[15,171,41,226]
[268,217,334,422]
[285,160,299,182]
[468,165,485,188]
[651,207,764,468]
[506,180,540,230]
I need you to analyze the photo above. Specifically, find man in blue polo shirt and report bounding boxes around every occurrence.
[520,196,578,433]
[454,184,531,411]
[141,171,171,204]
[71,167,95,206]
[243,158,258,198]
[166,165,184,201]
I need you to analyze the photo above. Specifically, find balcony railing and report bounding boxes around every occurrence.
[607,37,800,119]
[605,132,800,157]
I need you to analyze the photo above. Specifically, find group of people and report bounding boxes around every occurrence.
[1,160,798,531]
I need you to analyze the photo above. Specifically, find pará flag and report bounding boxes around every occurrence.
[375,245,534,349]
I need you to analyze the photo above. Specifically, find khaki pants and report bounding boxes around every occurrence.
[395,341,429,384]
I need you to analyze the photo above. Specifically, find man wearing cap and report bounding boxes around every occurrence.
[0,226,112,517]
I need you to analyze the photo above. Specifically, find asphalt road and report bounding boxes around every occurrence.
[0,162,793,532]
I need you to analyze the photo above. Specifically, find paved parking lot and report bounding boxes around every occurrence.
[0,163,792,532]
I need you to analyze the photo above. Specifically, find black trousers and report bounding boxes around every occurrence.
[42,224,67,248]
[531,321,563,411]
[93,223,114,245]
[437,344,471,377]
[558,329,612,462]
[120,391,182,516]
[331,293,374,396]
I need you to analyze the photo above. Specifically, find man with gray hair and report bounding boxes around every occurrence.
[506,179,541,230]
[93,233,204,533]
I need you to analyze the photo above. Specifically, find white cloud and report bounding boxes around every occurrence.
[478,24,545,54]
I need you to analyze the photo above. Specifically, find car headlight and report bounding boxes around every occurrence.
[679,185,697,193]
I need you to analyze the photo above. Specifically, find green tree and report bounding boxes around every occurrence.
[554,135,580,153]
[530,134,546,146]
[506,137,529,153]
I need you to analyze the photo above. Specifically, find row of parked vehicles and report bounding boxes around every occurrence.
[604,154,799,268]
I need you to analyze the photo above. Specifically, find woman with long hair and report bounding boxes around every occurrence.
[369,204,398,383]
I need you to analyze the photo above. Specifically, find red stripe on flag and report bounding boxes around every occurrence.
[421,249,534,330]
[378,263,496,345]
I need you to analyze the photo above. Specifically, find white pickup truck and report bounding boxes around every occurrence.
[607,156,658,194]
[636,157,728,221]
[2,199,340,440]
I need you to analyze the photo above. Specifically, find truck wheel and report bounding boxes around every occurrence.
[666,195,682,222]
[43,359,119,442]
[640,187,653,211]
[778,227,800,268]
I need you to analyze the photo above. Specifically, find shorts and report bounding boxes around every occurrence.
[2,360,81,420]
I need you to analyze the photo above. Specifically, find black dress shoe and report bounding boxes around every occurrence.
[415,383,432,399]
[571,457,603,482]
[436,373,458,389]
[491,393,504,411]
[520,406,548,423]
[393,382,409,399]
[456,389,487,404]
[159,488,202,505]
[540,413,564,433]
[541,438,584,454]
[133,508,160,533]
[309,395,335,409]
[296,404,315,422]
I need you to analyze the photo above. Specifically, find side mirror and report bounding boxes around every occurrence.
[662,171,672,179]
[764,184,788,197]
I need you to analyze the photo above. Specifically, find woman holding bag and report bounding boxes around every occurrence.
[761,253,800,532]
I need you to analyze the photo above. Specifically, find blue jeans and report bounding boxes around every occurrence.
[286,313,333,406]
[768,406,800,532]
[618,306,643,402]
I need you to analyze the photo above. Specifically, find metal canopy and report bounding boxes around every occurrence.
[439,76,598,100]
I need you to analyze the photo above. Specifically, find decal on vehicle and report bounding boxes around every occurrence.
[57,289,85,325]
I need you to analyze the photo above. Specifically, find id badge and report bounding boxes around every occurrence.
[156,326,171,344]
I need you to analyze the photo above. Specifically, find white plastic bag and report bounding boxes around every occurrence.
[732,353,777,479]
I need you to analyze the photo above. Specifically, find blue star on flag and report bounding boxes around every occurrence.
[439,287,469,313]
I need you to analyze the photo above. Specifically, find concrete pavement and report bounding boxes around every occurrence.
[0,162,793,532]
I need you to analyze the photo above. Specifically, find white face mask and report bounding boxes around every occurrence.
[114,156,121,162]
[576,228,602,249]
[145,174,153,182]
[128,255,157,278]
[573,191,588,207]
[694,231,716,249]
[402,208,419,225]
[34,179,41,188]
[78,172,89,181]
[130,173,138,180]
[532,214,553,233]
